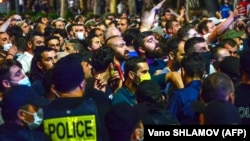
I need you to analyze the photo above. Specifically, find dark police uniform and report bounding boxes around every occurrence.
[43,97,103,141]
[0,123,51,141]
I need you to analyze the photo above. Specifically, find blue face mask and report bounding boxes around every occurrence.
[10,76,31,87]
[21,108,44,130]
[3,43,12,51]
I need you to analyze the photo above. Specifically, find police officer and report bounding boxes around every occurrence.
[42,54,103,141]
[0,85,51,141]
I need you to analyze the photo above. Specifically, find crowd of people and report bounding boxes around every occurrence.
[0,0,250,140]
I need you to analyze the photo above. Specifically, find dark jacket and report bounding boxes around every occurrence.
[0,123,51,141]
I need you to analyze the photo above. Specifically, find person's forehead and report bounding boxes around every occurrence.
[194,42,207,47]
[95,29,103,34]
[137,62,149,69]
[218,48,230,53]
[41,50,56,57]
[74,25,84,29]
[143,35,155,42]
[178,41,185,49]
[0,32,9,38]
[110,36,124,42]
[9,65,21,74]
[118,19,128,24]
[34,35,44,40]
[92,37,101,41]
[48,39,59,43]
[224,43,237,49]
[55,20,64,24]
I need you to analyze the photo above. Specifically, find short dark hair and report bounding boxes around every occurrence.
[45,35,60,46]
[92,47,114,72]
[136,80,162,104]
[30,46,55,82]
[184,37,206,54]
[201,72,234,103]
[181,52,206,78]
[52,28,67,38]
[165,35,183,55]
[0,59,22,91]
[197,20,210,34]
[122,28,140,46]
[133,31,153,53]
[177,23,195,41]
[124,57,147,80]
[219,38,238,48]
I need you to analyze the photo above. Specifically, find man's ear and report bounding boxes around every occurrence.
[138,47,145,54]
[167,28,173,33]
[109,62,114,69]
[2,80,11,89]
[17,109,25,121]
[169,51,175,60]
[128,71,135,79]
[36,61,43,70]
[27,41,32,50]
[227,93,235,104]
[202,29,207,35]
[181,67,185,76]
[87,46,93,51]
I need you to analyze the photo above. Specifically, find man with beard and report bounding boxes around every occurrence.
[163,36,185,72]
[160,36,186,102]
[184,37,216,76]
[106,35,130,81]
[112,56,183,106]
[133,31,166,75]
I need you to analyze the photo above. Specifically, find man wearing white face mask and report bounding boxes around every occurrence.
[0,32,17,60]
[0,59,31,94]
[0,85,51,141]
[72,23,86,40]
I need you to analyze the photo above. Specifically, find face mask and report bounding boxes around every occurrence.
[139,73,151,83]
[239,45,243,51]
[21,108,44,130]
[11,76,31,87]
[200,51,212,75]
[76,32,85,40]
[3,43,12,51]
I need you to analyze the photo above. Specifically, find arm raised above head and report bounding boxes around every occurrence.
[140,0,166,32]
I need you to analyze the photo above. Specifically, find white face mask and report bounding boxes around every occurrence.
[10,76,31,87]
[3,43,12,51]
[21,108,44,130]
[239,45,243,51]
[76,32,85,40]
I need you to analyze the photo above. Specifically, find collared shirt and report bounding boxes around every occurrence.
[17,51,33,74]
[112,86,137,106]
[167,80,202,124]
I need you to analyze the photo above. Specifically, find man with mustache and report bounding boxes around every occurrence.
[105,35,130,81]
[133,31,166,75]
